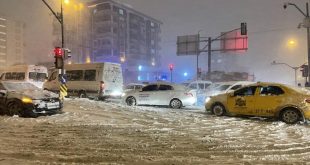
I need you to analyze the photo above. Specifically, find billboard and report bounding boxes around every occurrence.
[220,30,248,53]
[177,35,199,55]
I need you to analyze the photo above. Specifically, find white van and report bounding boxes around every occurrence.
[0,65,48,89]
[43,62,123,99]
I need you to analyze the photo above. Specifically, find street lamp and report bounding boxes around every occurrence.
[271,60,303,85]
[283,2,310,84]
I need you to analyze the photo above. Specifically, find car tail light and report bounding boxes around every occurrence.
[100,81,105,92]
[185,92,193,97]
[305,98,310,103]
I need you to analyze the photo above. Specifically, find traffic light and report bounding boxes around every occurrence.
[54,47,63,57]
[301,64,308,77]
[54,47,64,69]
[169,64,174,71]
[241,22,247,35]
[63,48,71,59]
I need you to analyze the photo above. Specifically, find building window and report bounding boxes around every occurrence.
[119,9,124,15]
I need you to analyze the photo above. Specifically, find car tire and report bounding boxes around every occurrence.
[126,96,136,106]
[212,104,226,116]
[78,91,87,98]
[280,109,301,124]
[170,99,182,109]
[7,100,24,117]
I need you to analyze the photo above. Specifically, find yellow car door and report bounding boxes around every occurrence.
[254,85,285,117]
[227,86,258,115]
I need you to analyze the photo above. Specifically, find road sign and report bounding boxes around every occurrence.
[177,34,199,55]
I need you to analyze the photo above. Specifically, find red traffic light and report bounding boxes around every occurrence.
[54,47,63,57]
[169,64,174,71]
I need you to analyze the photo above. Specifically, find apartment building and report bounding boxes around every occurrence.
[0,14,25,68]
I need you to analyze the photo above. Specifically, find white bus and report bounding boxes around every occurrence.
[0,65,48,89]
[43,62,123,99]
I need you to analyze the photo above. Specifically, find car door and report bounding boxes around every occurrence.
[153,84,174,105]
[137,84,158,105]
[227,86,258,115]
[254,85,285,117]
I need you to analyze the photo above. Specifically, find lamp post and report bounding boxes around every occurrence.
[284,2,310,84]
[271,60,303,85]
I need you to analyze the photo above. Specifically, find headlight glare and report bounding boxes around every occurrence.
[22,97,33,104]
[205,97,211,103]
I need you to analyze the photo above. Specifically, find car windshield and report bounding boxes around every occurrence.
[29,72,47,82]
[286,85,310,95]
[206,83,221,91]
[2,81,39,91]
[215,84,231,91]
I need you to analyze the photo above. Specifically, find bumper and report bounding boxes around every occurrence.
[24,100,63,117]
[303,108,310,121]
[182,97,197,106]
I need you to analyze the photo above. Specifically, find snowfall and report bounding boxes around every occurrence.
[1,98,310,164]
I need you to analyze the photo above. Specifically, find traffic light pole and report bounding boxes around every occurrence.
[42,0,67,100]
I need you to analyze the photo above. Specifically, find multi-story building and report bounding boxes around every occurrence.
[53,0,162,83]
[87,0,162,83]
[0,14,25,68]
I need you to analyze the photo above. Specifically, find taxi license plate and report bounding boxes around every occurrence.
[46,102,60,109]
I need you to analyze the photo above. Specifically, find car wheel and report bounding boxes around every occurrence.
[126,96,136,106]
[212,104,225,116]
[280,109,301,124]
[7,100,24,117]
[170,99,182,109]
[78,91,87,98]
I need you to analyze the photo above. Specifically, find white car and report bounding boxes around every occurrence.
[205,81,255,97]
[122,82,196,109]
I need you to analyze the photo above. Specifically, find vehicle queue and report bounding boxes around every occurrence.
[0,64,310,124]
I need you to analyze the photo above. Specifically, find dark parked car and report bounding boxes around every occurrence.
[0,81,62,117]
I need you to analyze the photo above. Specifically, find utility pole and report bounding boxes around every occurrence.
[169,64,174,83]
[207,37,211,75]
[284,2,310,86]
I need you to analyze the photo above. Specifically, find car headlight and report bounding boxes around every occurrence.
[22,97,33,104]
[111,91,122,96]
[205,97,211,103]
[121,93,126,97]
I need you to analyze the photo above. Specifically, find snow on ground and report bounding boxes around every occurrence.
[0,98,310,164]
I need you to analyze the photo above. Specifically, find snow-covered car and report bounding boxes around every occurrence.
[0,81,62,117]
[205,82,310,124]
[122,82,196,109]
[205,81,255,97]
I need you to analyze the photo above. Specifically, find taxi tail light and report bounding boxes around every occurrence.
[305,98,310,103]
[185,92,193,97]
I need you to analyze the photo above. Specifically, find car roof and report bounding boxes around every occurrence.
[126,83,145,86]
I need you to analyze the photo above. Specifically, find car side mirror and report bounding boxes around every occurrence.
[229,92,235,97]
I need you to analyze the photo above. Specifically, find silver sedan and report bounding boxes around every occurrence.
[122,82,196,109]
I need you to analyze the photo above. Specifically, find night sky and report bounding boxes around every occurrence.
[0,0,308,84]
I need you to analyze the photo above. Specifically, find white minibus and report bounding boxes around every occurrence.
[43,62,123,99]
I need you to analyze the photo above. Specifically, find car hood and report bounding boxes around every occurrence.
[12,89,58,99]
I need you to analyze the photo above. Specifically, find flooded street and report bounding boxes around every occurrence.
[0,98,310,164]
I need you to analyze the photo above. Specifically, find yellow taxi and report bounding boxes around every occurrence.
[205,82,310,124]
